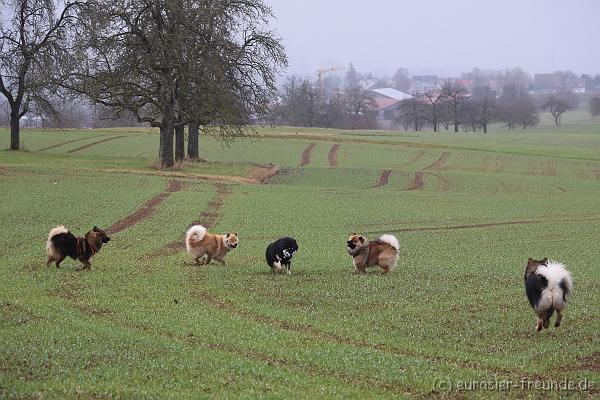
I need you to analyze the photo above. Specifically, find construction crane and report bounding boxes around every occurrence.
[317,66,345,88]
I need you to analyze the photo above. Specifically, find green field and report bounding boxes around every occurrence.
[1,116,599,399]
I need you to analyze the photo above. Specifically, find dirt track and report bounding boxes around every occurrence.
[247,164,280,184]
[373,169,392,187]
[107,180,182,235]
[328,144,340,167]
[423,152,450,170]
[300,143,316,167]
[67,136,126,153]
[407,171,425,190]
[38,136,105,152]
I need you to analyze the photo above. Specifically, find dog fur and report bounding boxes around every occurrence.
[185,225,238,266]
[46,225,110,270]
[265,237,299,275]
[524,257,573,331]
[346,233,399,274]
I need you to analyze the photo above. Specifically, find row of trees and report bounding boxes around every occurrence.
[272,77,378,130]
[1,0,286,167]
[396,83,539,133]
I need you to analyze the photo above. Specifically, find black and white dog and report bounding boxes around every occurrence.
[266,237,298,275]
[524,257,573,331]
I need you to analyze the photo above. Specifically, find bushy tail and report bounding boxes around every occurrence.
[46,225,69,256]
[379,234,400,270]
[379,234,400,252]
[185,225,207,253]
[537,261,573,311]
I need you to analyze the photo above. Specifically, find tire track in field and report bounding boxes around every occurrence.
[158,183,233,255]
[406,171,425,190]
[299,143,316,167]
[107,180,183,235]
[247,163,281,184]
[37,135,107,151]
[363,216,600,235]
[191,288,518,377]
[423,151,450,171]
[57,292,408,395]
[328,144,340,167]
[67,135,126,153]
[401,150,426,167]
[372,169,392,187]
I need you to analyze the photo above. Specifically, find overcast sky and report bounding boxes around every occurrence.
[267,0,600,79]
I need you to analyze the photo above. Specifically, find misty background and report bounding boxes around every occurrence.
[269,0,600,78]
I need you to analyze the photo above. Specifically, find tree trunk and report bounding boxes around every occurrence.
[175,123,185,162]
[483,123,488,133]
[187,122,200,160]
[10,112,20,150]
[454,121,459,132]
[159,95,175,168]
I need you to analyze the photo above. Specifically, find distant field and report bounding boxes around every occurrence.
[1,115,599,399]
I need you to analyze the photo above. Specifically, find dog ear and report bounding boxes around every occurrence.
[351,232,357,236]
[226,233,230,238]
[358,236,365,243]
[527,258,533,262]
[93,226,99,231]
[233,232,237,237]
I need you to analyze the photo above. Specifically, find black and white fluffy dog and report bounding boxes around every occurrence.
[524,257,573,331]
[265,237,298,275]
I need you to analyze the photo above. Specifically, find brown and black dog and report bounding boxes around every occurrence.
[46,225,110,270]
[346,233,400,274]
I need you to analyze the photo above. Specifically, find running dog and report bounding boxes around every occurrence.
[266,237,298,274]
[524,257,573,331]
[185,225,238,266]
[46,225,110,270]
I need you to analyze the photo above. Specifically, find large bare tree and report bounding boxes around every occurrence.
[441,81,468,132]
[0,0,80,150]
[66,0,285,167]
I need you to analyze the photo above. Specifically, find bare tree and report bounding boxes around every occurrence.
[498,84,538,130]
[422,91,444,132]
[542,96,572,126]
[0,0,80,150]
[66,0,285,167]
[396,95,427,131]
[441,81,468,132]
[469,86,497,133]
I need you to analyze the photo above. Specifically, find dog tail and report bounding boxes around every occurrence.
[46,225,69,257]
[536,261,573,311]
[379,234,400,252]
[379,234,400,270]
[185,225,207,253]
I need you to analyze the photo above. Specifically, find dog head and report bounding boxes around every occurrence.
[347,233,368,256]
[282,237,298,259]
[525,257,548,280]
[223,233,238,250]
[87,226,110,251]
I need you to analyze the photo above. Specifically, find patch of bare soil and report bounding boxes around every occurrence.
[107,180,183,235]
[373,169,392,187]
[423,152,450,171]
[328,144,340,167]
[407,171,425,190]
[247,163,280,184]
[66,136,126,153]
[579,352,600,371]
[299,143,316,167]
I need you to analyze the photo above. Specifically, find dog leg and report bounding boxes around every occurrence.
[380,266,390,275]
[536,315,543,332]
[555,310,563,328]
[214,258,227,266]
[55,255,65,269]
[205,255,212,265]
[195,257,205,266]
[47,256,54,267]
[287,263,291,275]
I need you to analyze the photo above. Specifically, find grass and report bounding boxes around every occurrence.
[0,115,599,399]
